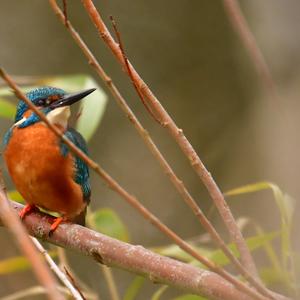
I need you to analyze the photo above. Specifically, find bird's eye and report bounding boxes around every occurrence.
[35,98,46,106]
[35,97,52,107]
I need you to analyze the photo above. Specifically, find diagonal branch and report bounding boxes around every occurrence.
[31,237,85,300]
[1,201,252,300]
[0,171,63,300]
[46,2,276,298]
[222,0,278,102]
[0,68,269,300]
[79,0,258,278]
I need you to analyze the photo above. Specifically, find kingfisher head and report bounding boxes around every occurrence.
[14,86,95,128]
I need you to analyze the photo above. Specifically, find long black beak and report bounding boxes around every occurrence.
[50,88,96,109]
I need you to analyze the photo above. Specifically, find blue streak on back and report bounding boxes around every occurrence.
[60,128,91,202]
[3,127,13,148]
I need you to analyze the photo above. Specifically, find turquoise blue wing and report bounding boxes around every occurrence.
[60,128,91,203]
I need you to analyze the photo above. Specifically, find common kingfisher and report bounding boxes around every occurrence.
[2,86,95,233]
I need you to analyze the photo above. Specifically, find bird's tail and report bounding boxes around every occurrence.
[73,206,87,226]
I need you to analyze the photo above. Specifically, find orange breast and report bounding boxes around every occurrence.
[4,123,85,219]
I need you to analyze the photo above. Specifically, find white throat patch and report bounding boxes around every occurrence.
[46,107,71,128]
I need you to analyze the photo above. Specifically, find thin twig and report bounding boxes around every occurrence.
[46,2,274,297]
[0,170,63,300]
[109,15,162,125]
[100,266,120,300]
[0,201,261,300]
[79,0,258,279]
[0,286,96,300]
[222,0,278,103]
[0,68,270,300]
[31,237,84,300]
[64,267,87,300]
[62,0,69,27]
[57,247,96,297]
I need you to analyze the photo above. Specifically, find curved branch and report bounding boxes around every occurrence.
[2,201,251,300]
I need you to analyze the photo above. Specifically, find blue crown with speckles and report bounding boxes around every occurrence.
[15,86,66,122]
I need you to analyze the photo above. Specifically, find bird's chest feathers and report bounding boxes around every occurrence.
[46,106,70,128]
[5,124,74,194]
[4,123,84,217]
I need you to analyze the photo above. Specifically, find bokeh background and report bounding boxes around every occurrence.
[0,1,299,299]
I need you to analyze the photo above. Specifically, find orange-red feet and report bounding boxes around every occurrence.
[19,204,36,219]
[49,217,65,236]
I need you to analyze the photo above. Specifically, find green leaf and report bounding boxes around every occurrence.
[123,276,145,300]
[225,182,295,270]
[0,251,57,274]
[0,98,16,119]
[41,74,87,91]
[253,225,281,272]
[153,244,211,264]
[208,231,279,266]
[259,266,290,286]
[151,286,168,300]
[224,181,294,226]
[88,208,130,242]
[154,231,279,268]
[75,77,107,142]
[172,295,207,300]
[8,190,24,203]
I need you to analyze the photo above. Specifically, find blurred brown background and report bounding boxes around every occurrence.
[0,0,299,298]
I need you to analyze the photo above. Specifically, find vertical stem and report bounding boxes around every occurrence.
[101,266,120,300]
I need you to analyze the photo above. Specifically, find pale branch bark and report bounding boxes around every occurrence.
[2,201,252,300]
[31,237,84,300]
[0,68,269,300]
[47,0,270,296]
[0,172,63,300]
[80,0,258,278]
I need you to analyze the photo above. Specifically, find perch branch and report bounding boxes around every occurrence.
[0,68,269,300]
[47,2,275,298]
[0,201,254,300]
[80,0,258,278]
[0,171,63,300]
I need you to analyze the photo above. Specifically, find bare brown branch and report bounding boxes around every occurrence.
[1,201,253,300]
[31,237,84,300]
[222,0,277,101]
[0,171,63,300]
[109,15,162,125]
[79,0,258,278]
